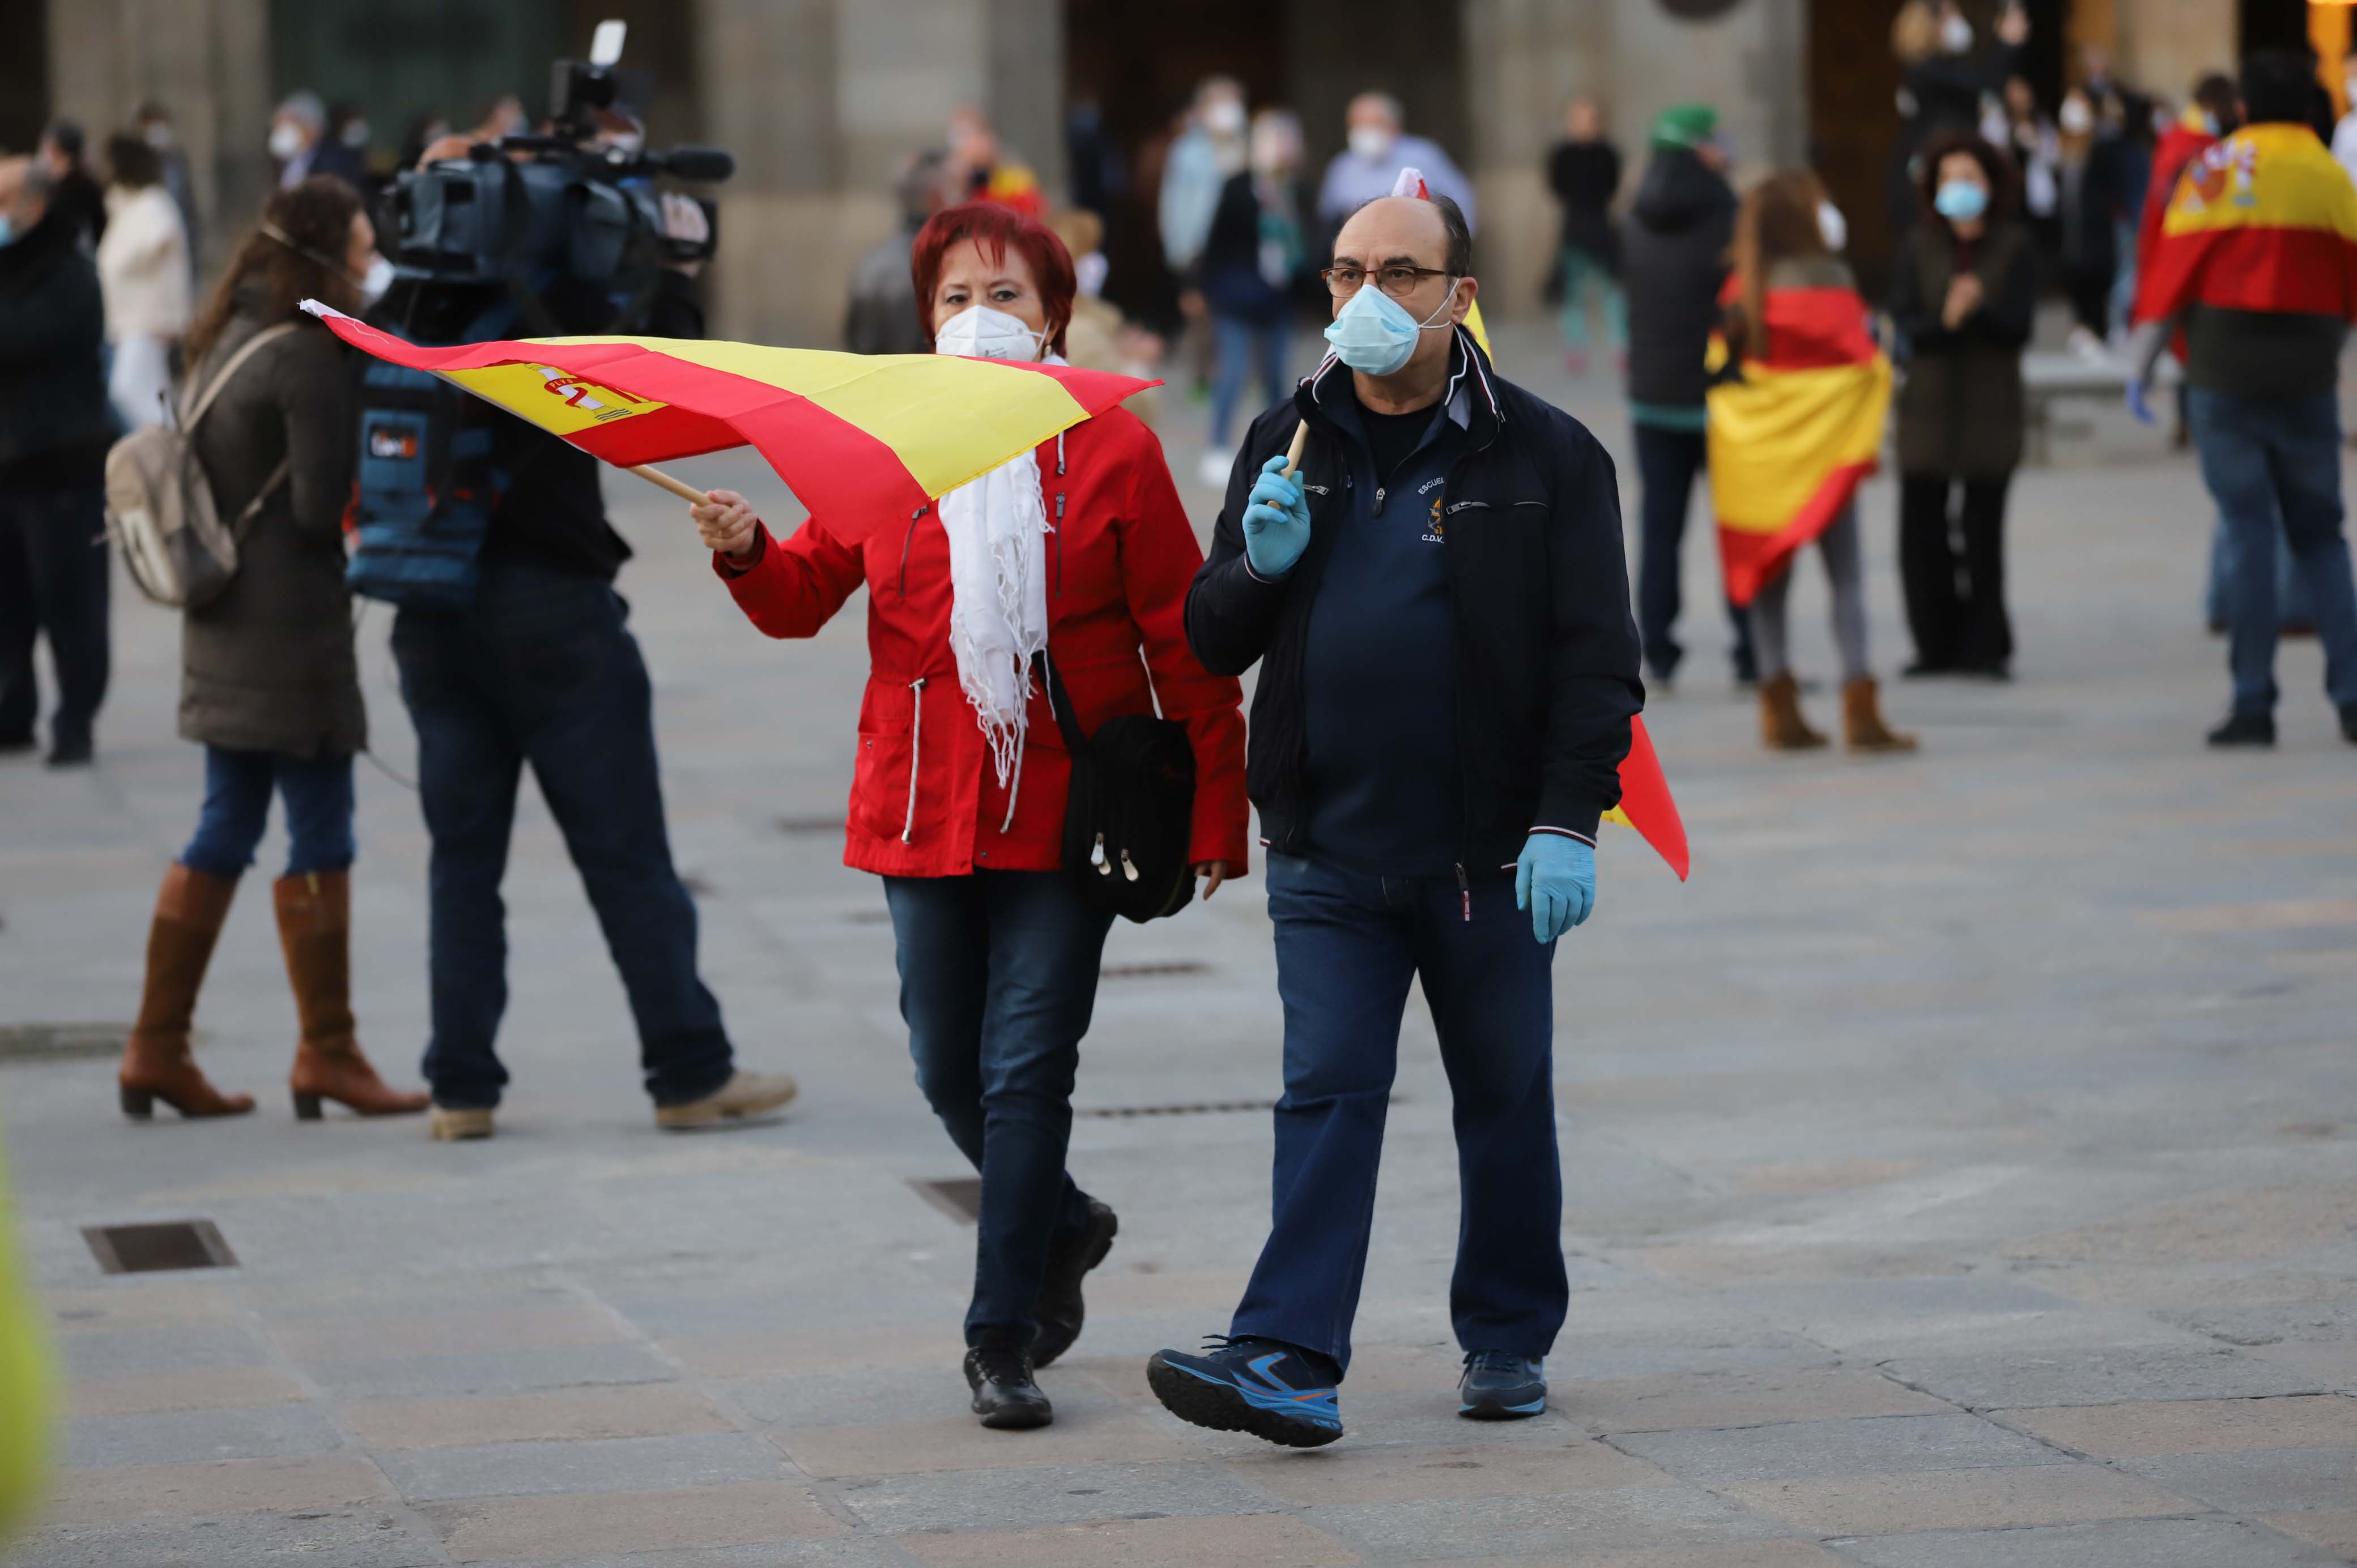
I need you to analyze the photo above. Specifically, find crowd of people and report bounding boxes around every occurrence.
[5,16,2357,1465]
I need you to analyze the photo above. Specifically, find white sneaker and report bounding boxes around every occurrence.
[1197,448,1234,488]
[2066,326,2108,362]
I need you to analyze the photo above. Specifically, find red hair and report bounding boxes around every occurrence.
[909,201,1075,356]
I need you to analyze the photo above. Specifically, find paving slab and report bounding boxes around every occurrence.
[418,1481,850,1561]
[2006,1395,2357,1458]
[1299,1483,1799,1560]
[61,1401,346,1468]
[1830,1516,2334,1568]
[2116,1447,2357,1516]
[375,1430,789,1502]
[1719,1463,2199,1536]
[1610,1413,2064,1485]
[0,1509,445,1568]
[835,1459,1278,1535]
[1879,1345,2328,1410]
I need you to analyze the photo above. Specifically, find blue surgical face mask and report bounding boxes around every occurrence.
[1933,180,1989,223]
[0,215,14,248]
[1323,275,1458,376]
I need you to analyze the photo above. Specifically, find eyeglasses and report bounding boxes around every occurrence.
[1322,263,1452,300]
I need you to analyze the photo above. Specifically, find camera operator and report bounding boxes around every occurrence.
[378,134,793,1143]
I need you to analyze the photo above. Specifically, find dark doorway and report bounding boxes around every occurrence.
[1,2,49,156]
[1808,0,2068,297]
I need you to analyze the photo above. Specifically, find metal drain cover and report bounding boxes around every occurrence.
[84,1220,237,1275]
[911,1178,983,1223]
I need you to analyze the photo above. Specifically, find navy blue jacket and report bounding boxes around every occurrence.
[1185,327,1643,876]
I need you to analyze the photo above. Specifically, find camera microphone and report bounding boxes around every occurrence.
[658,147,735,184]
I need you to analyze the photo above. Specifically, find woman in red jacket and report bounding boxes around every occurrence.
[691,203,1248,1430]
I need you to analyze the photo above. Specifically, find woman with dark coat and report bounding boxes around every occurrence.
[1890,130,2037,679]
[116,176,428,1123]
[689,203,1249,1430]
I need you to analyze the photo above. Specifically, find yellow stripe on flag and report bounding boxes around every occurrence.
[1708,357,1891,532]
[538,338,1093,498]
[2161,125,2357,242]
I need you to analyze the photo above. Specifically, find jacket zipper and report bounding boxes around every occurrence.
[896,504,927,602]
[1456,862,1470,923]
[900,676,926,843]
[1053,491,1065,596]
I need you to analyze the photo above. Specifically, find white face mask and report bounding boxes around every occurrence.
[2059,97,2094,135]
[1940,12,1973,52]
[1348,125,1396,162]
[1074,251,1108,300]
[1203,99,1246,137]
[341,119,370,149]
[1817,201,1848,252]
[934,304,1047,363]
[359,254,394,308]
[268,121,307,161]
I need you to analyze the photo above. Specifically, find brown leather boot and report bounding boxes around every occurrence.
[1843,677,1918,753]
[275,871,429,1119]
[1758,672,1827,751]
[120,864,254,1120]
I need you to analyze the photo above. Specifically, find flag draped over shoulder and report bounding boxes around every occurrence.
[303,305,1156,544]
[2133,123,2357,325]
[1706,284,1890,607]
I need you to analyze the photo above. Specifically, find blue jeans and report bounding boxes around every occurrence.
[180,745,355,879]
[2206,517,2315,629]
[390,559,733,1109]
[1231,854,1566,1374]
[2186,389,2357,718]
[1210,313,1291,450]
[883,870,1114,1349]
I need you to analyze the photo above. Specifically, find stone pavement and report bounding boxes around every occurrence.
[4,319,2356,1566]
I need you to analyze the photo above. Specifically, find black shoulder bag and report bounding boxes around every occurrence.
[1035,650,1198,923]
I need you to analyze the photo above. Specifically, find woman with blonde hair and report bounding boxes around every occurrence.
[1710,169,1913,752]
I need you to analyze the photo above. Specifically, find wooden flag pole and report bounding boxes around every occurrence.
[628,463,711,507]
[1280,420,1308,481]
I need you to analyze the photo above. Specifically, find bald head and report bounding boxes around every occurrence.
[1334,194,1471,280]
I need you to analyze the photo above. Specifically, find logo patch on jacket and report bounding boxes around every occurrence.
[1423,492,1446,545]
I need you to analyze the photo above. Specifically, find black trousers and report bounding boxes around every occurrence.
[1633,423,1755,683]
[1897,472,2014,672]
[0,482,110,749]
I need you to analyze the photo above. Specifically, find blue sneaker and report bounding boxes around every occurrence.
[1147,1336,1343,1448]
[1458,1350,1547,1419]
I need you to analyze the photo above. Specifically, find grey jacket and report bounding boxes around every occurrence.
[179,300,364,757]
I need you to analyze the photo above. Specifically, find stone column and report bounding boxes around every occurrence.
[44,0,275,271]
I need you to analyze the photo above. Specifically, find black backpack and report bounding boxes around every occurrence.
[1036,651,1197,923]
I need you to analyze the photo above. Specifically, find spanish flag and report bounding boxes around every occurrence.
[2133,123,2357,325]
[1705,285,1891,607]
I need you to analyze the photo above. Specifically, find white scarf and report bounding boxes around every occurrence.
[940,446,1050,802]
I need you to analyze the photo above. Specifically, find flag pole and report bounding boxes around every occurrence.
[627,463,710,507]
[1280,420,1308,481]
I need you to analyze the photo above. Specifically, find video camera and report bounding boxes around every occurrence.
[379,20,733,319]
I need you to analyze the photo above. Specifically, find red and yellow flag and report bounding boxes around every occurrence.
[304,306,1155,542]
[1705,286,1891,608]
[2133,123,2357,326]
[1465,299,1688,881]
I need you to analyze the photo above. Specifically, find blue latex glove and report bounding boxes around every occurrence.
[1514,834,1596,944]
[1241,454,1311,579]
[2125,378,2158,427]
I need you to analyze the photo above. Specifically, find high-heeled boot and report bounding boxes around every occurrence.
[118,864,255,1119]
[276,871,429,1119]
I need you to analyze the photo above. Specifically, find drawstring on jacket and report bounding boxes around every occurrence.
[901,677,926,843]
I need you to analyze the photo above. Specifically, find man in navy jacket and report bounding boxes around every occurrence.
[1147,192,1643,1446]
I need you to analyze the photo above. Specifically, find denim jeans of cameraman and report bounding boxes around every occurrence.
[390,557,735,1109]
[882,870,1114,1351]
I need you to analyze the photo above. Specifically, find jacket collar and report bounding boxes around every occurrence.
[1296,323,1504,447]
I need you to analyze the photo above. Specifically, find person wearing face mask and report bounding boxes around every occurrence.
[0,156,112,769]
[1315,93,1477,244]
[107,176,430,1126]
[1199,109,1309,483]
[269,92,326,191]
[2056,85,2137,356]
[135,102,201,266]
[1890,131,2036,680]
[690,202,1247,1430]
[312,104,371,194]
[1547,96,1626,376]
[35,122,107,250]
[1153,182,1641,1446]
[96,133,191,434]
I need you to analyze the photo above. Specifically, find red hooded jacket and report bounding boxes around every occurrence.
[714,407,1249,880]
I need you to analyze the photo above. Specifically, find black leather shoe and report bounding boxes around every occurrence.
[1031,1199,1117,1369]
[2340,703,2357,745]
[45,735,92,768]
[2206,712,2275,749]
[964,1343,1052,1430]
